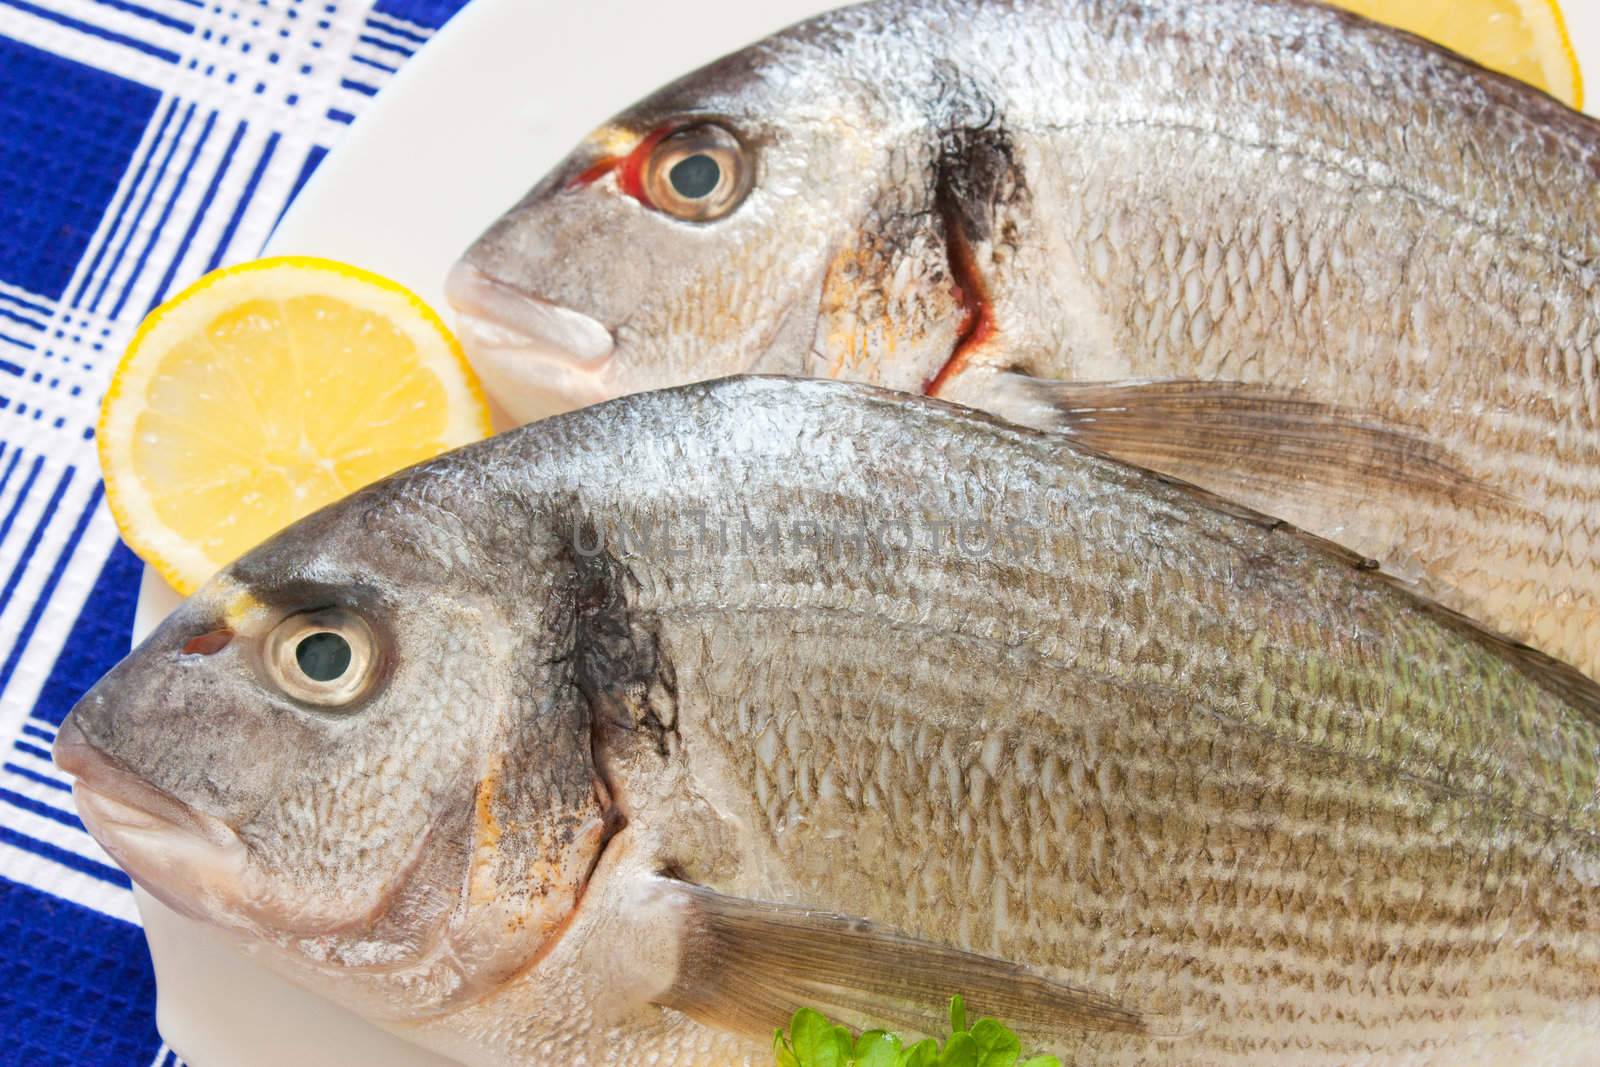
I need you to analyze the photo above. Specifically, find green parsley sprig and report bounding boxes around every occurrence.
[772,996,1062,1067]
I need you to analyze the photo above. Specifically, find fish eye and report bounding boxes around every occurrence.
[264,608,377,708]
[641,123,751,222]
[670,154,721,199]
[296,632,350,682]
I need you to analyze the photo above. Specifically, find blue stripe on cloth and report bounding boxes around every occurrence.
[0,465,73,617]
[31,539,141,727]
[22,724,53,743]
[0,290,51,316]
[0,788,82,831]
[350,52,398,74]
[0,456,45,545]
[111,108,216,321]
[74,97,177,311]
[4,763,70,792]
[0,449,24,504]
[273,143,327,232]
[356,33,413,57]
[0,483,103,698]
[0,828,129,888]
[206,128,278,271]
[0,0,182,63]
[0,305,45,331]
[147,117,246,310]
[91,103,196,315]
[85,0,196,33]
[367,10,433,40]
[12,741,51,762]
[340,77,379,96]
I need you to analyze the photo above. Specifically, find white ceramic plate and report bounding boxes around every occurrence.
[128,3,1600,1063]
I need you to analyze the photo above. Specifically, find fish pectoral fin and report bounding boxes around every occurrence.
[651,878,1182,1043]
[982,374,1505,511]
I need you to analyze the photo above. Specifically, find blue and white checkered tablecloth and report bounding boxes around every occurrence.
[0,2,471,1061]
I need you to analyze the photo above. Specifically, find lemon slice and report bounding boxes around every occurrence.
[1326,0,1582,109]
[100,257,493,595]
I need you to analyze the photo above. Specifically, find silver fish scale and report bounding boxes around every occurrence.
[672,621,1591,1062]
[469,378,1600,1065]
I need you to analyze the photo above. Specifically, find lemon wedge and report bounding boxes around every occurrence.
[1326,0,1582,109]
[100,257,493,595]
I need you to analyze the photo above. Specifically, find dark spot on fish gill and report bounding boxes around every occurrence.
[922,197,995,397]
[921,123,1019,396]
[181,628,234,656]
[544,536,681,866]
[933,121,1023,246]
[566,547,680,758]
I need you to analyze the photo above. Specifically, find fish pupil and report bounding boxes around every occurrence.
[669,154,721,200]
[296,632,351,682]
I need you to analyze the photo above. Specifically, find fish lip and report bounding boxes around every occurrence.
[446,262,618,422]
[55,716,247,921]
[444,262,614,364]
[53,716,213,838]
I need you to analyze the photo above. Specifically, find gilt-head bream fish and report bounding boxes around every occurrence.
[58,379,1600,1066]
[451,0,1600,679]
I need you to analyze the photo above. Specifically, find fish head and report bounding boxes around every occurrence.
[450,12,961,420]
[54,468,612,1019]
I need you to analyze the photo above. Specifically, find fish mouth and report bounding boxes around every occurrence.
[54,717,248,925]
[445,262,617,423]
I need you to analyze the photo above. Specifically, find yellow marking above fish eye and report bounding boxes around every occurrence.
[582,124,642,157]
[218,584,272,631]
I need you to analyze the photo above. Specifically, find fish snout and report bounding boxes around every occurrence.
[52,711,98,777]
[54,714,232,847]
[445,262,617,422]
[55,713,249,922]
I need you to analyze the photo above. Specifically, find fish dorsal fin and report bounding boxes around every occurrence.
[653,879,1184,1044]
[982,374,1504,510]
[967,374,1600,719]
[921,372,1600,723]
